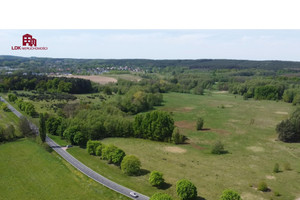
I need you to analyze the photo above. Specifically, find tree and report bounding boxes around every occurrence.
[220,189,242,200]
[3,125,16,141]
[211,141,225,154]
[19,116,33,137]
[95,144,105,156]
[176,179,197,200]
[1,104,10,112]
[8,93,17,102]
[46,116,62,135]
[196,117,204,130]
[150,193,173,200]
[149,171,164,187]
[87,140,103,155]
[63,126,80,145]
[39,113,46,142]
[102,144,126,165]
[73,131,87,147]
[193,85,204,95]
[121,155,141,176]
[276,119,298,142]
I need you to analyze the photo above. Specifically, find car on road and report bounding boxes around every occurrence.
[130,192,138,198]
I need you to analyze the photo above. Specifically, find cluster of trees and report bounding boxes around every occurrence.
[133,110,174,141]
[87,140,141,175]
[282,88,300,105]
[0,75,93,94]
[16,91,77,101]
[9,96,36,117]
[276,108,300,142]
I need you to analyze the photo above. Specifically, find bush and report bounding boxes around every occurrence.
[149,171,164,187]
[73,131,87,147]
[172,128,187,144]
[196,117,204,130]
[8,93,17,102]
[95,144,105,156]
[211,141,225,154]
[176,179,197,200]
[220,189,242,200]
[19,116,33,137]
[150,193,173,200]
[1,104,10,112]
[274,191,281,196]
[273,163,280,173]
[257,181,268,192]
[121,155,141,176]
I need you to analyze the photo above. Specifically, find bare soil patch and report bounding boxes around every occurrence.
[241,193,264,200]
[247,146,265,152]
[266,175,276,180]
[64,75,117,84]
[275,111,288,115]
[164,146,187,153]
[213,91,229,94]
[209,128,231,135]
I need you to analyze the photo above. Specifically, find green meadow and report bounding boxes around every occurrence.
[67,92,300,200]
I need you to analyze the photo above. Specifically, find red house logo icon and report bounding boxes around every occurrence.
[23,34,37,47]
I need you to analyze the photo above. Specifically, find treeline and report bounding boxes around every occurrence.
[276,108,300,142]
[0,125,17,142]
[45,109,174,146]
[0,75,93,94]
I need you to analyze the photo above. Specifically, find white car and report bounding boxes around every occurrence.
[130,192,138,198]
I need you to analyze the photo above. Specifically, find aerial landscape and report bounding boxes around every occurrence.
[0,30,300,200]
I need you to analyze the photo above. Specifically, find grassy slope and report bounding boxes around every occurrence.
[67,92,300,200]
[0,139,129,200]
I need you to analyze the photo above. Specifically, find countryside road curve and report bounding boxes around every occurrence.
[0,96,149,200]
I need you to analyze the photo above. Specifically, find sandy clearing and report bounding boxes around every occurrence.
[241,193,264,200]
[64,75,117,84]
[164,146,187,153]
[175,121,195,130]
[275,111,288,115]
[266,175,276,180]
[213,91,229,94]
[247,146,265,152]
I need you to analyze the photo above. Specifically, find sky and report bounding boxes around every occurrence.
[1,30,300,61]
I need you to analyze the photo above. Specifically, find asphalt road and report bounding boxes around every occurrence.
[0,96,149,200]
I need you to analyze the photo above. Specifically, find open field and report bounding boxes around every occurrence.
[0,139,129,200]
[60,75,117,84]
[66,92,300,200]
[104,73,142,82]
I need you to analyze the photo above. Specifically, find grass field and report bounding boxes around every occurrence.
[0,139,129,200]
[66,92,300,200]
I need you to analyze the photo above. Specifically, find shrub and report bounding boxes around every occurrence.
[121,155,141,176]
[8,93,17,102]
[1,104,10,112]
[176,179,197,200]
[220,189,242,200]
[257,181,268,192]
[276,119,298,142]
[274,191,281,196]
[149,171,164,187]
[196,117,204,130]
[150,193,173,200]
[211,141,225,154]
[172,128,187,144]
[19,116,33,137]
[273,163,280,173]
[95,144,105,156]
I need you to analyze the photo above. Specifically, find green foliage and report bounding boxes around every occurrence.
[0,125,16,142]
[15,99,36,117]
[149,193,173,200]
[172,128,187,144]
[273,163,280,173]
[39,113,46,142]
[196,117,204,130]
[176,179,197,200]
[274,191,281,196]
[220,189,242,200]
[149,171,164,187]
[46,116,62,135]
[257,181,268,192]
[73,131,87,147]
[95,144,105,156]
[101,144,126,165]
[87,140,103,155]
[1,103,10,112]
[121,155,141,176]
[63,126,80,145]
[8,93,17,102]
[133,110,174,141]
[211,141,225,154]
[193,85,204,95]
[19,116,33,137]
[254,85,280,100]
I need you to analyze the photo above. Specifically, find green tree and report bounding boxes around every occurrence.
[8,93,17,102]
[87,140,103,155]
[149,171,164,187]
[46,116,62,135]
[176,179,197,200]
[1,104,10,112]
[63,126,80,145]
[19,116,33,137]
[220,189,242,200]
[196,117,204,130]
[95,143,105,156]
[121,155,141,176]
[276,119,298,142]
[39,113,46,142]
[102,144,126,165]
[3,125,16,141]
[73,131,87,147]
[150,193,173,200]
